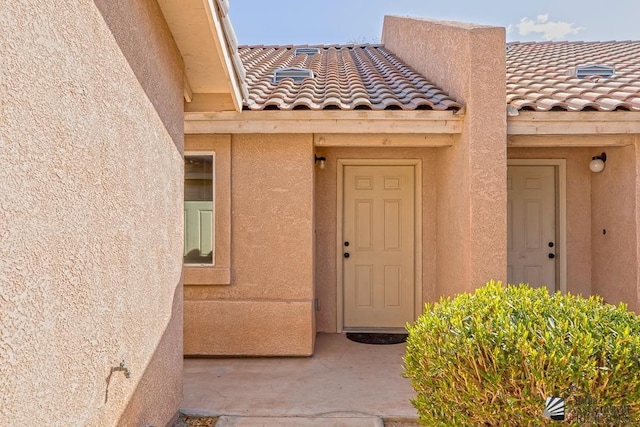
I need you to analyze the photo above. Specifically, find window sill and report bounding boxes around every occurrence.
[184,266,231,285]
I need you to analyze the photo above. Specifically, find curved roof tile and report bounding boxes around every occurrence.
[507,41,640,111]
[240,45,462,111]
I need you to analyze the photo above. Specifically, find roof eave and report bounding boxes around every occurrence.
[507,111,640,135]
[158,0,246,112]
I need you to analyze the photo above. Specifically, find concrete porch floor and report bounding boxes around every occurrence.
[182,333,418,424]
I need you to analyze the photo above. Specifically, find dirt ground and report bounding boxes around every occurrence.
[173,413,218,427]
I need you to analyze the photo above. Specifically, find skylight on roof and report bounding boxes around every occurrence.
[575,64,615,78]
[273,67,314,84]
[294,47,321,57]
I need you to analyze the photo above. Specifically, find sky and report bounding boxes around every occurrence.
[229,0,640,46]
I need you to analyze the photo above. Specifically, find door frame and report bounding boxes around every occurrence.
[336,159,423,332]
[508,159,567,292]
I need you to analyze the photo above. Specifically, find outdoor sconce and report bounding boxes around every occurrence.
[589,152,607,173]
[314,154,326,170]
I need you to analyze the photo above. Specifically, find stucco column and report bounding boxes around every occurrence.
[382,16,507,296]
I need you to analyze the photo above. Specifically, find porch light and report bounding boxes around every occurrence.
[590,153,607,173]
[314,154,326,170]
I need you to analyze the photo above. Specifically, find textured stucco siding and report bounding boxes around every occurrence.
[508,145,639,313]
[0,1,184,425]
[184,134,316,355]
[591,145,638,311]
[383,17,507,296]
[507,148,593,296]
[636,140,640,313]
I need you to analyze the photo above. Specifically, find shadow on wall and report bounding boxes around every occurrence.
[116,279,183,427]
[93,0,184,152]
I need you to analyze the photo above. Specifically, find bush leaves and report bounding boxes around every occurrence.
[404,280,640,426]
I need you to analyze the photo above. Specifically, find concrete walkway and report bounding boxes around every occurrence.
[182,333,418,425]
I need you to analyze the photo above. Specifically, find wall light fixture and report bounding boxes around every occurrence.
[590,152,607,173]
[314,154,326,170]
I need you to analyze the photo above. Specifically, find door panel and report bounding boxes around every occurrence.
[507,165,556,290]
[343,165,415,329]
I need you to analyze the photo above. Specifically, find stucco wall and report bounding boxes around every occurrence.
[383,17,507,296]
[314,147,439,332]
[94,0,184,152]
[183,134,315,355]
[591,146,638,311]
[508,145,639,313]
[636,140,640,313]
[507,148,593,296]
[0,1,184,425]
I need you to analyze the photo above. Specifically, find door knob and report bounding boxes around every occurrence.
[344,252,350,258]
[548,253,555,259]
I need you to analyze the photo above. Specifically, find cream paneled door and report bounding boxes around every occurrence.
[343,165,415,329]
[507,165,556,290]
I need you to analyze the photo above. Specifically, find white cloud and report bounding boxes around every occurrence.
[515,14,585,41]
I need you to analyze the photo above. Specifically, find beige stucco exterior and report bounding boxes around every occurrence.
[183,134,316,356]
[1,0,184,425]
[383,16,508,295]
[183,16,639,358]
[591,145,638,311]
[508,142,639,313]
[183,17,512,349]
[507,148,592,296]
[4,2,638,420]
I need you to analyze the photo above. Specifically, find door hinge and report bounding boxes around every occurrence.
[314,298,320,311]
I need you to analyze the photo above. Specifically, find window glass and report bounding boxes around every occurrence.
[184,154,214,265]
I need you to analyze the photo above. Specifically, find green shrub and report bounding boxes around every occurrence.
[404,280,640,426]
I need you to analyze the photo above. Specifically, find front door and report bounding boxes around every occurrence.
[342,165,415,330]
[507,165,556,290]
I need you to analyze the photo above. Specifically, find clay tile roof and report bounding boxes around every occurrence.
[507,41,640,111]
[239,44,463,111]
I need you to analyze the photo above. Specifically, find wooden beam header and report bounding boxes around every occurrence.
[314,133,454,147]
[508,134,635,147]
[184,110,463,134]
[508,111,640,135]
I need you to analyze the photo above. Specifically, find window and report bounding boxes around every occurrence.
[183,135,231,285]
[184,153,215,265]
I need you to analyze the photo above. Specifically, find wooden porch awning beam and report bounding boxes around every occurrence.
[184,110,463,134]
[508,112,640,135]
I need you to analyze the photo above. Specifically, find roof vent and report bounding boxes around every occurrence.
[575,64,615,78]
[273,67,314,84]
[294,47,321,57]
